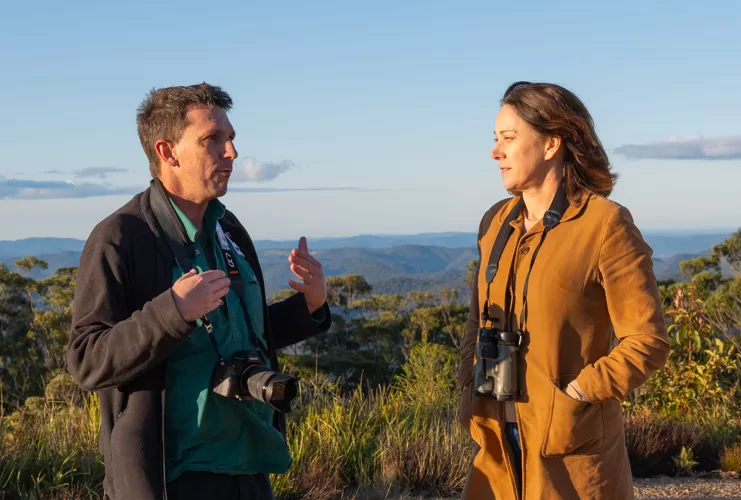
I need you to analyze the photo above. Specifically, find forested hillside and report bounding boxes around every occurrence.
[1,231,740,499]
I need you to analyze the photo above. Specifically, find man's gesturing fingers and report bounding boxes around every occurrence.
[172,269,231,323]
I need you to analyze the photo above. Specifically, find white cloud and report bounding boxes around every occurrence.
[0,178,137,199]
[614,135,741,160]
[0,176,380,199]
[233,157,295,182]
[73,167,129,179]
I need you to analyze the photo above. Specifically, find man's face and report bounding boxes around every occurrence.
[169,105,237,203]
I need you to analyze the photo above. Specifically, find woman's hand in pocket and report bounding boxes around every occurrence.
[562,381,589,402]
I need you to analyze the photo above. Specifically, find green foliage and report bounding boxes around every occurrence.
[677,231,741,339]
[0,263,77,413]
[3,241,741,497]
[326,275,373,308]
[0,385,102,498]
[680,255,720,278]
[393,342,457,410]
[465,259,478,293]
[672,446,698,476]
[711,229,741,273]
[269,288,298,304]
[627,286,741,425]
[704,277,741,342]
[299,285,468,390]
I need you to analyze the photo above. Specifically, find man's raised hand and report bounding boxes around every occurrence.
[288,237,327,314]
[171,269,231,322]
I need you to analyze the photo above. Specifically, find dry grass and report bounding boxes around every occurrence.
[720,443,741,474]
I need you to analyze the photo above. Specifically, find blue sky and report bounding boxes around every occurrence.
[1,0,739,242]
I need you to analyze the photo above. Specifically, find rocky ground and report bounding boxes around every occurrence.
[633,476,741,499]
[344,475,741,499]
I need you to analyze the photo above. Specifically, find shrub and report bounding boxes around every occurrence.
[672,446,698,476]
[720,443,741,474]
[629,287,741,425]
[625,413,709,477]
[377,402,474,495]
[698,421,741,470]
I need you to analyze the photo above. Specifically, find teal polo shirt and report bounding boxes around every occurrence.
[164,198,292,483]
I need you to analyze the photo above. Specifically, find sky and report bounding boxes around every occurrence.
[1,0,740,242]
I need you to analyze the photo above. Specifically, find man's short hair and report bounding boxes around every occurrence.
[136,82,233,177]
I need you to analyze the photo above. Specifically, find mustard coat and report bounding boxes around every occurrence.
[457,193,670,499]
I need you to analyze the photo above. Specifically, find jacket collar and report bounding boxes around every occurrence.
[495,191,591,231]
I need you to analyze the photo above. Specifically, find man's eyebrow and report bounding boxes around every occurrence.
[201,128,236,139]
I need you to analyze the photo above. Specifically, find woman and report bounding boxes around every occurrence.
[457,82,669,500]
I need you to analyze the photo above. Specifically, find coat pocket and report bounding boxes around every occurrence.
[541,383,605,457]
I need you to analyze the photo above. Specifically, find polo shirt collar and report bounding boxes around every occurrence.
[169,198,226,242]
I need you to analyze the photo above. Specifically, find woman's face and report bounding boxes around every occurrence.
[491,104,559,193]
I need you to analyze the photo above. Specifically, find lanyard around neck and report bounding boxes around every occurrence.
[481,186,569,331]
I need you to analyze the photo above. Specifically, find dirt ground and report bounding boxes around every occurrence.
[633,476,741,499]
[343,476,741,499]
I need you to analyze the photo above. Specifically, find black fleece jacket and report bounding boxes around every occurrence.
[67,183,331,500]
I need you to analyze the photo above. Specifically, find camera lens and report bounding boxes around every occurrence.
[242,366,299,413]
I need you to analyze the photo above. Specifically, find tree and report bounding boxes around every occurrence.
[269,288,297,304]
[0,260,78,412]
[0,261,40,409]
[326,275,373,308]
[465,259,478,294]
[439,289,469,351]
[33,267,78,374]
[711,230,741,272]
[678,230,741,342]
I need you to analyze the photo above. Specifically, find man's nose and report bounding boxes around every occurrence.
[225,140,238,160]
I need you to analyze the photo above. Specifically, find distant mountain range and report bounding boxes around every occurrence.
[0,231,736,297]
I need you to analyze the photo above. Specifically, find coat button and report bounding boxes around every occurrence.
[520,246,530,255]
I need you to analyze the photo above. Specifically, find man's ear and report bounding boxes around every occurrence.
[155,139,179,167]
[543,135,563,162]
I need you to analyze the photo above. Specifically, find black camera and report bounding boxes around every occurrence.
[210,350,299,413]
[474,327,522,400]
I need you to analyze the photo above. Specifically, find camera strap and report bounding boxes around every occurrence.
[214,222,269,362]
[149,179,268,367]
[481,185,569,330]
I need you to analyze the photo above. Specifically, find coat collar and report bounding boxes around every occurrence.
[495,191,592,232]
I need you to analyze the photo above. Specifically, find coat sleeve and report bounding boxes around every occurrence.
[457,271,480,391]
[575,206,670,402]
[457,199,510,391]
[268,292,331,350]
[67,236,196,391]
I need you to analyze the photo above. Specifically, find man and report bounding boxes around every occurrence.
[67,83,331,500]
